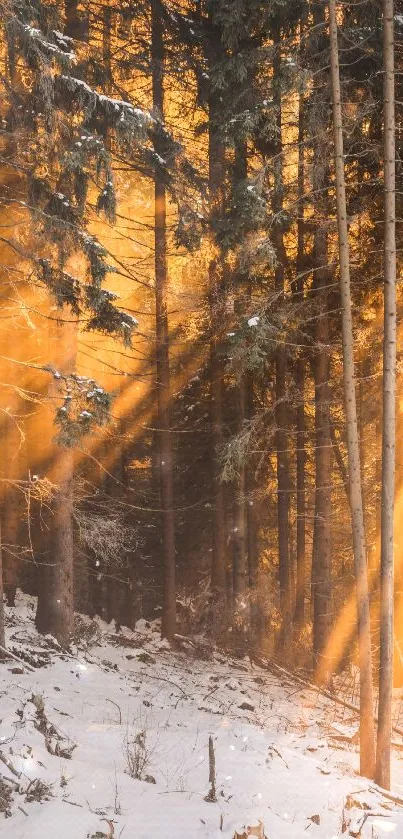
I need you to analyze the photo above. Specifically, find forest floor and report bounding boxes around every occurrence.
[2,595,403,838]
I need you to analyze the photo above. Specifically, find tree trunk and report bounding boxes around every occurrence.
[294,44,306,631]
[151,0,176,640]
[308,0,333,685]
[328,0,376,778]
[233,381,247,605]
[35,0,83,646]
[208,46,227,597]
[312,225,332,678]
[376,0,396,791]
[294,357,306,631]
[47,448,75,643]
[0,518,5,649]
[246,372,261,639]
[2,411,22,605]
[272,31,292,647]
[65,0,87,40]
[104,440,126,628]
[35,317,76,645]
[232,141,248,620]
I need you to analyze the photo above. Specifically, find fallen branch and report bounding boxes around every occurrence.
[0,750,21,778]
[369,785,403,808]
[62,798,83,808]
[0,644,36,673]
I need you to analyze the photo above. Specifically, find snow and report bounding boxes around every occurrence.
[248,316,260,328]
[2,593,403,838]
[21,26,75,62]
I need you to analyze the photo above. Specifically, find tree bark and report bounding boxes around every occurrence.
[35,317,76,645]
[48,448,75,643]
[65,0,87,40]
[294,356,306,630]
[151,0,176,640]
[233,381,247,605]
[232,141,248,618]
[294,40,306,630]
[0,518,5,649]
[104,439,126,628]
[272,31,292,647]
[328,0,376,779]
[35,0,84,646]
[2,411,22,605]
[308,1,333,684]
[245,366,261,639]
[208,31,227,597]
[376,0,396,791]
[312,221,332,678]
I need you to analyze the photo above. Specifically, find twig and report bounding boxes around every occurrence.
[0,750,21,778]
[203,686,219,702]
[132,670,188,698]
[62,798,84,808]
[269,744,289,768]
[106,698,122,725]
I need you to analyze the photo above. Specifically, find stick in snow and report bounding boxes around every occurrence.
[0,750,21,778]
[204,735,217,802]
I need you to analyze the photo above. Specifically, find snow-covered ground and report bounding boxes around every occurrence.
[1,594,403,838]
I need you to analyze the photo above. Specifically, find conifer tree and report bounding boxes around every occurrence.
[376,0,396,791]
[0,521,4,649]
[151,0,176,640]
[328,0,375,778]
[310,2,332,678]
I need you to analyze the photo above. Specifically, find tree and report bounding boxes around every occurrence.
[2,0,143,641]
[310,2,332,679]
[376,0,396,791]
[231,142,248,627]
[0,519,5,650]
[35,317,76,643]
[294,29,307,630]
[328,0,376,778]
[207,10,227,599]
[2,409,23,606]
[151,0,176,640]
[272,25,292,648]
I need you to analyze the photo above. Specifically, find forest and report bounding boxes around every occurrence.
[0,0,402,834]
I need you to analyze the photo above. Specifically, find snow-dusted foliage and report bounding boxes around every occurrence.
[2,0,148,348]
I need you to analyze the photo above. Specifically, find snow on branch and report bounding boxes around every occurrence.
[7,18,76,66]
[57,75,152,145]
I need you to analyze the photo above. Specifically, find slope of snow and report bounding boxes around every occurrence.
[1,593,403,838]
